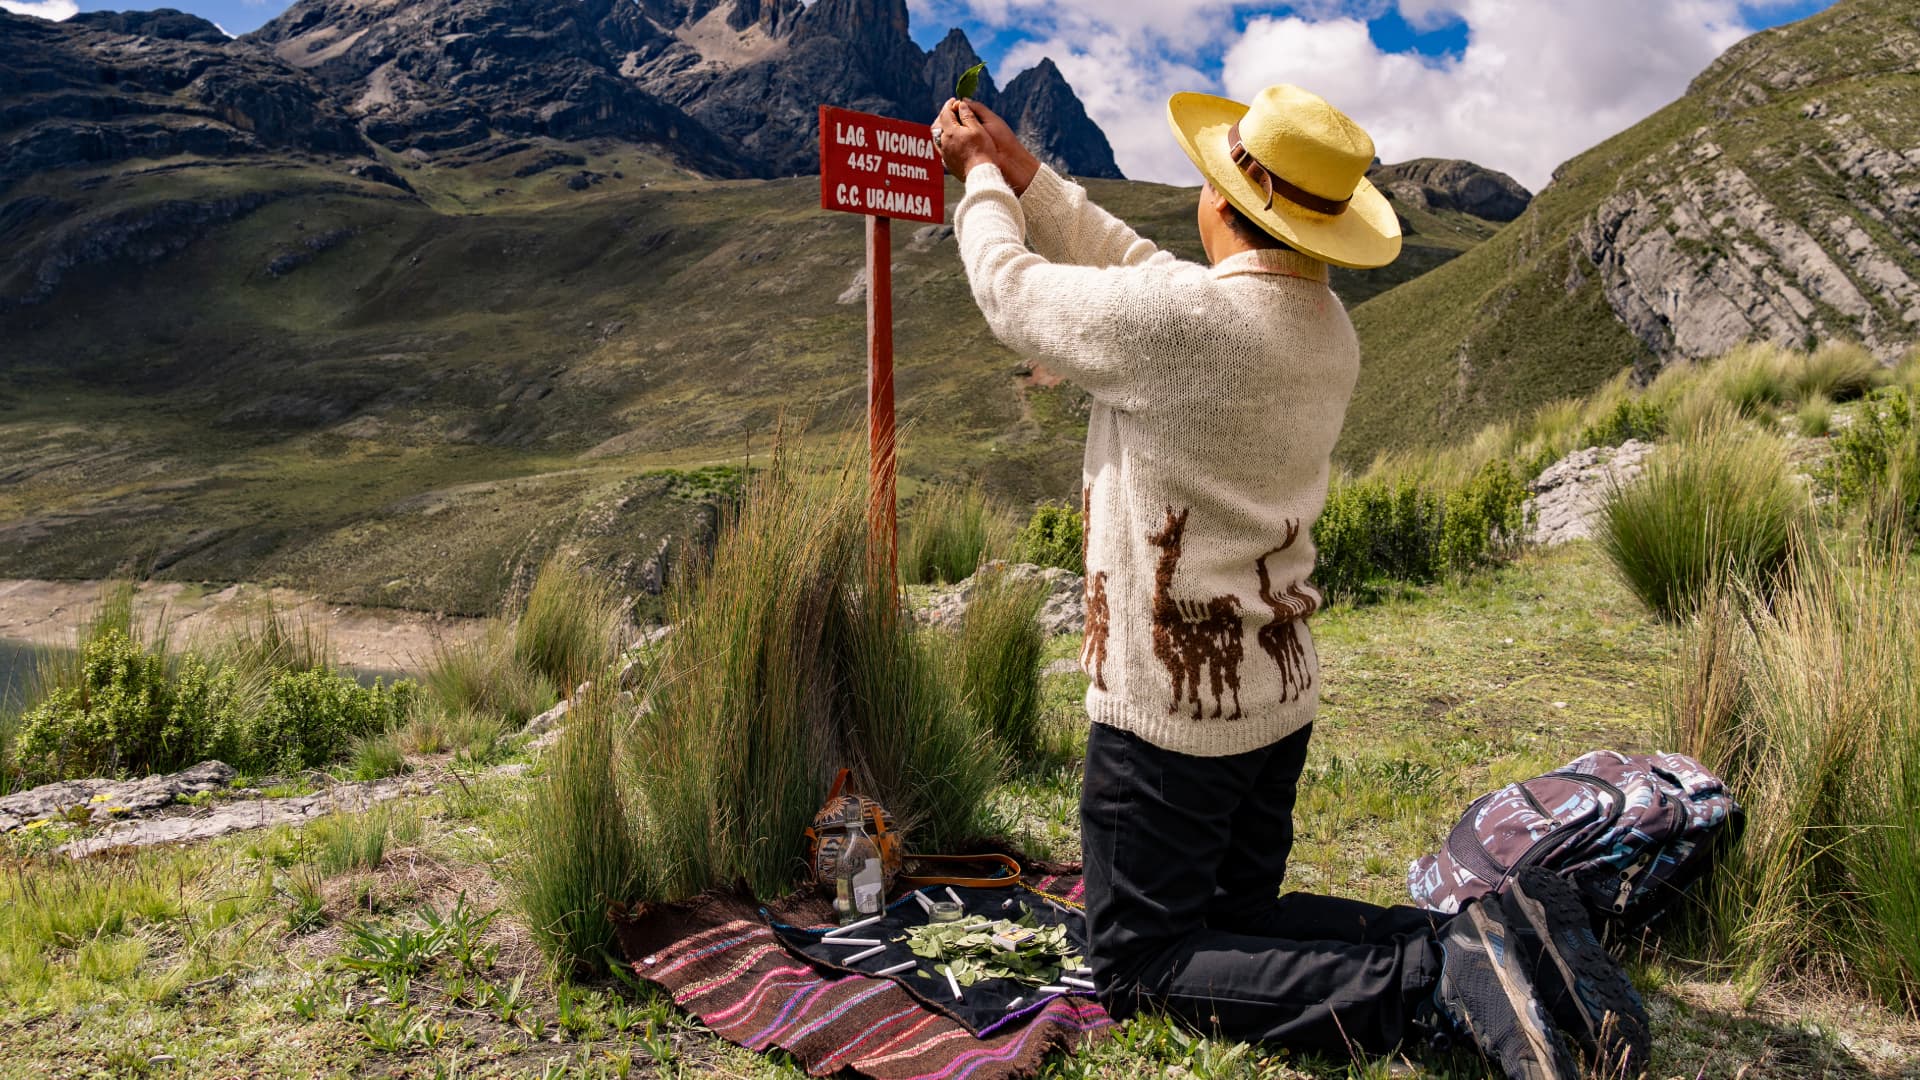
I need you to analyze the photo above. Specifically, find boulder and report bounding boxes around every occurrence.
[0,760,237,833]
[1525,440,1656,546]
[916,561,1086,638]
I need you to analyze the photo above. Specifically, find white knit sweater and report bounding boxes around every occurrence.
[954,163,1360,757]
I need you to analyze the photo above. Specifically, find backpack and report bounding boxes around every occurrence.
[1408,750,1744,929]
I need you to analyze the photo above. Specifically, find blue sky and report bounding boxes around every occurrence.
[3,0,1840,188]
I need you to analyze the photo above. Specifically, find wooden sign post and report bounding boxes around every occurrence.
[818,105,945,583]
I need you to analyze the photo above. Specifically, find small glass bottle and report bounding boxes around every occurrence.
[832,803,885,924]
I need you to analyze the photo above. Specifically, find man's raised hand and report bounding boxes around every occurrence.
[955,100,1039,196]
[934,99,998,181]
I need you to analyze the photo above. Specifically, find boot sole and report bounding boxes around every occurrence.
[1504,868,1652,1076]
[1459,903,1581,1080]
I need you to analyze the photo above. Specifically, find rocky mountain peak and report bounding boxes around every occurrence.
[791,0,911,48]
[926,27,998,116]
[999,58,1122,180]
[1368,158,1532,223]
[66,8,230,43]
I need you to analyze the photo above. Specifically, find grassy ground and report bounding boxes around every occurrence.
[6,540,1917,1078]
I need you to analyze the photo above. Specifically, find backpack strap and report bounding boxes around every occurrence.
[896,853,1022,889]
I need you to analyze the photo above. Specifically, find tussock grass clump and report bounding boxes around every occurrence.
[1668,549,1920,1011]
[349,731,408,781]
[1795,393,1834,437]
[218,599,330,680]
[900,483,1013,585]
[510,683,641,976]
[950,567,1047,761]
[1790,340,1882,402]
[423,625,556,730]
[1707,342,1794,417]
[628,447,997,901]
[1597,424,1805,621]
[508,438,1001,974]
[513,554,624,696]
[310,808,391,875]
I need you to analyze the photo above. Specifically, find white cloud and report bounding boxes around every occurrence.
[947,0,1783,192]
[1221,1,1753,192]
[0,0,78,19]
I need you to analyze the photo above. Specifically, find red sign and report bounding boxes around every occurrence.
[819,105,945,225]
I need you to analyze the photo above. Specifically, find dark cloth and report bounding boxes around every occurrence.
[772,883,1092,1036]
[1080,720,1447,1055]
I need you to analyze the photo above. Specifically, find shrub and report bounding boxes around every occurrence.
[13,633,247,781]
[513,555,624,696]
[1795,393,1833,438]
[424,625,556,729]
[1667,549,1920,1010]
[1576,396,1666,449]
[251,669,418,775]
[950,568,1046,760]
[900,483,1012,586]
[1791,341,1882,403]
[1314,461,1529,601]
[1596,425,1805,621]
[1861,431,1920,553]
[1821,386,1915,509]
[1013,500,1085,575]
[511,684,642,976]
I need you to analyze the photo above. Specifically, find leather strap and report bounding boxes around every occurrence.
[896,853,1023,889]
[1227,120,1351,217]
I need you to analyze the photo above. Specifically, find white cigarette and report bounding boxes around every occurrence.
[842,944,886,964]
[1037,985,1069,994]
[824,914,884,938]
[1061,976,1096,990]
[912,891,934,913]
[945,968,963,1000]
[875,959,917,977]
[944,887,963,907]
[1004,997,1025,1010]
[1070,967,1093,976]
[824,937,881,947]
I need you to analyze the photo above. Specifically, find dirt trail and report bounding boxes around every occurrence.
[0,578,487,674]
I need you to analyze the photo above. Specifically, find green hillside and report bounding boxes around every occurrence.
[1339,0,1920,466]
[0,141,1481,613]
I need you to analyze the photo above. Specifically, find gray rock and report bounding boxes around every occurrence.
[916,561,1086,638]
[60,775,433,858]
[1525,440,1656,546]
[1042,658,1084,679]
[1369,158,1533,222]
[524,697,572,736]
[0,761,237,833]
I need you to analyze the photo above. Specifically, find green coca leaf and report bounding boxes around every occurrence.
[955,62,986,101]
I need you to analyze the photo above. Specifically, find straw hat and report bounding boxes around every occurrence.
[1168,84,1401,270]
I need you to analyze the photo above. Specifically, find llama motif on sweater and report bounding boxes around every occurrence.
[955,163,1358,757]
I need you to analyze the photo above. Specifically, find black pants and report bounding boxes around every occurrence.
[1080,721,1446,1056]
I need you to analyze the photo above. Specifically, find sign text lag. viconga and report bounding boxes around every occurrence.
[819,106,945,224]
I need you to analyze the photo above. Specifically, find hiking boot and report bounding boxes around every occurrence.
[1433,897,1580,1080]
[1501,866,1652,1077]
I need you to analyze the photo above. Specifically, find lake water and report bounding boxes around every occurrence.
[0,639,66,711]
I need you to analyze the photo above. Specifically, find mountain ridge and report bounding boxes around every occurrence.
[1339,0,1920,465]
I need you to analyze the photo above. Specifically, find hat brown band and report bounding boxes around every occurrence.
[1227,120,1351,217]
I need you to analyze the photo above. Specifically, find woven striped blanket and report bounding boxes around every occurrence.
[624,884,1113,1079]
